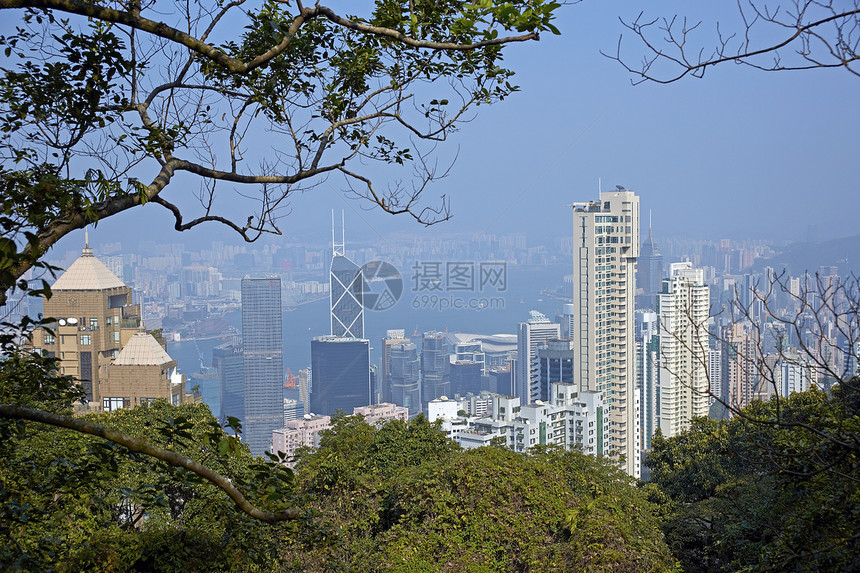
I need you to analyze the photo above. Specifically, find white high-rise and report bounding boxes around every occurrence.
[657,262,710,438]
[572,189,640,477]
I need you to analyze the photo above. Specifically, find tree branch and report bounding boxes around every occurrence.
[0,403,300,523]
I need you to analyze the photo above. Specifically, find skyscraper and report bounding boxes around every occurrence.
[309,336,371,415]
[636,221,663,310]
[726,321,758,411]
[536,338,575,402]
[329,215,364,339]
[380,329,410,403]
[635,310,660,452]
[516,311,561,402]
[572,188,640,477]
[657,262,710,438]
[213,342,244,425]
[241,276,284,456]
[421,331,451,403]
[388,341,421,415]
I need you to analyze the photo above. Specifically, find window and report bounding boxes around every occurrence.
[114,331,120,343]
[139,398,157,406]
[80,335,91,345]
[103,397,130,412]
[105,316,112,326]
[90,318,98,329]
[43,333,55,345]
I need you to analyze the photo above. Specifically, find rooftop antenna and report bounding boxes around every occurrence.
[83,228,93,256]
[332,209,345,256]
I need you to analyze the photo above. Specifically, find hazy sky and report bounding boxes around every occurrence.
[6,2,859,254]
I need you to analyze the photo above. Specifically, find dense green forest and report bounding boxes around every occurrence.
[2,350,858,571]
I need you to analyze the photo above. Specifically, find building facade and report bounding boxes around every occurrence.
[330,254,364,339]
[571,189,640,477]
[421,331,451,403]
[657,262,710,438]
[309,336,371,416]
[100,331,187,410]
[535,338,575,403]
[516,311,561,402]
[388,340,421,415]
[30,240,141,406]
[241,276,284,456]
[635,310,660,451]
[457,384,608,457]
[213,342,244,425]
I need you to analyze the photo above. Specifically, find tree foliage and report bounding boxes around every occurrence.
[1,397,300,572]
[283,415,678,572]
[648,383,860,571]
[0,0,561,302]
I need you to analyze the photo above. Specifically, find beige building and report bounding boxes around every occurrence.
[727,321,758,410]
[30,240,141,406]
[657,262,710,438]
[100,330,188,411]
[572,189,640,477]
[272,402,409,466]
[272,414,332,467]
[353,402,409,424]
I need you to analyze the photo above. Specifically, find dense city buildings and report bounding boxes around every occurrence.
[656,262,710,438]
[635,310,660,452]
[535,338,575,403]
[241,276,284,456]
[516,311,561,402]
[572,189,640,477]
[421,331,451,403]
[386,340,421,415]
[637,223,664,310]
[309,336,371,415]
[30,239,141,406]
[725,322,758,411]
[450,384,608,456]
[26,218,851,474]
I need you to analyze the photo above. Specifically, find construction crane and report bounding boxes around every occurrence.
[284,368,299,388]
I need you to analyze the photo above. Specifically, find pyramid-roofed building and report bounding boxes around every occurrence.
[113,331,173,366]
[29,234,141,406]
[102,329,187,411]
[50,245,125,291]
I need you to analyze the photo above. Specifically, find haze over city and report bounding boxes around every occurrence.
[11,1,857,255]
[2,0,858,569]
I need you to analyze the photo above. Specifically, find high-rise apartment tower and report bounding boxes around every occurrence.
[657,262,710,438]
[571,189,640,477]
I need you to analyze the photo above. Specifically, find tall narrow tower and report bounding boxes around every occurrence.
[636,214,663,310]
[330,212,364,338]
[657,262,710,438]
[241,276,283,456]
[572,188,640,477]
